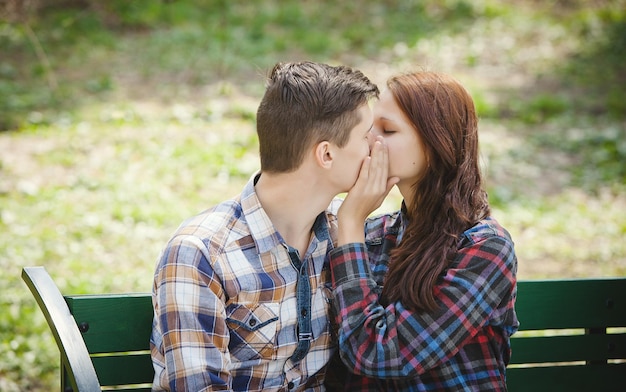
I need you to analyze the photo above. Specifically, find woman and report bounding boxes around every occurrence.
[327,71,519,391]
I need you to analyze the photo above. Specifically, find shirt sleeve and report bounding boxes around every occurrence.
[329,235,517,379]
[152,235,232,391]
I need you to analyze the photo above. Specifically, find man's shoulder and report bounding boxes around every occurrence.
[173,197,247,241]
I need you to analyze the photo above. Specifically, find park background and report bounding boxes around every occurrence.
[1,0,624,390]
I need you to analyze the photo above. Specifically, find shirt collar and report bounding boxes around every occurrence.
[240,172,331,254]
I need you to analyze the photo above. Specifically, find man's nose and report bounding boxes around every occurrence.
[370,126,383,138]
[366,130,375,149]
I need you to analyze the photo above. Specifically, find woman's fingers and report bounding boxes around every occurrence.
[370,137,393,196]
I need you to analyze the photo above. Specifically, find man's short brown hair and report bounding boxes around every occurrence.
[256,61,379,173]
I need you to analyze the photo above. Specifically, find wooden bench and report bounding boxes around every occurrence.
[22,266,153,392]
[22,266,626,391]
[507,278,626,391]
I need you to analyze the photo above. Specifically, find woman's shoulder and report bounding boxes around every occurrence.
[462,217,514,246]
[456,217,517,272]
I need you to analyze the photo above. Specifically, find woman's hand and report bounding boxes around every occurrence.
[337,136,399,245]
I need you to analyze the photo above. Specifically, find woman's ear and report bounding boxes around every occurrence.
[314,141,334,169]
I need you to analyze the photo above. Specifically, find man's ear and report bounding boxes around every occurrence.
[314,141,334,169]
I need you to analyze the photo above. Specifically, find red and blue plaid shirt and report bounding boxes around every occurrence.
[327,211,518,391]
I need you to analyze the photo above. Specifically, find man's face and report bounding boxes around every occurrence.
[331,104,374,193]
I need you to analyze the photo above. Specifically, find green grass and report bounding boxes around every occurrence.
[0,109,257,390]
[1,0,625,390]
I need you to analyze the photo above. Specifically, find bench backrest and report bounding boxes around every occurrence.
[22,266,154,392]
[65,294,153,391]
[508,278,626,392]
[23,267,626,391]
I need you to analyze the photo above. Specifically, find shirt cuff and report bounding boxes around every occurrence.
[330,243,372,288]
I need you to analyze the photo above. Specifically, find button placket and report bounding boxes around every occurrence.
[287,247,312,362]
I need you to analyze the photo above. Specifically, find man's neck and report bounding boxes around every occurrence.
[255,170,333,256]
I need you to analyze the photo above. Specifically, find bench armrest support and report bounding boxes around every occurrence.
[22,266,101,392]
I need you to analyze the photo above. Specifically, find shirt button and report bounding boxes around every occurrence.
[249,318,257,327]
[301,308,307,317]
[288,381,295,389]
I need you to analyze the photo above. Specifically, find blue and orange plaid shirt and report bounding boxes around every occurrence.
[327,211,519,391]
[151,174,339,391]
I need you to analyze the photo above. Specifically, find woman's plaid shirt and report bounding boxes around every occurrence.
[328,213,519,391]
[151,175,339,391]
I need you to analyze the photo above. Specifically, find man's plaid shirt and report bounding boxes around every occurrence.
[151,175,339,391]
[327,212,519,391]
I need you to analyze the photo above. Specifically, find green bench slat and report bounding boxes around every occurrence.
[65,294,153,354]
[510,332,626,364]
[92,352,153,386]
[515,279,626,330]
[507,363,626,392]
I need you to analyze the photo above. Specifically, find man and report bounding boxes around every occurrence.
[150,61,379,391]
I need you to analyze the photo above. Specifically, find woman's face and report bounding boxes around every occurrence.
[372,89,428,194]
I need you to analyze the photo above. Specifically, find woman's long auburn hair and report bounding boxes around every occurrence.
[380,71,491,313]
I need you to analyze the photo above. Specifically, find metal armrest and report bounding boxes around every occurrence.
[22,266,101,392]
